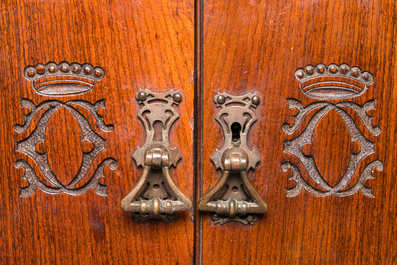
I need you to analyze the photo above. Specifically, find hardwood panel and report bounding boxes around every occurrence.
[201,0,397,264]
[0,0,194,264]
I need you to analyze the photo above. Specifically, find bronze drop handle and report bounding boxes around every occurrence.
[121,90,192,223]
[198,93,268,225]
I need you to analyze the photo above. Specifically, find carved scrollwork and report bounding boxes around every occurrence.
[282,64,383,197]
[16,62,117,197]
[15,99,117,197]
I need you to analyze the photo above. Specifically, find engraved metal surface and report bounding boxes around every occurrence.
[120,89,192,222]
[198,93,268,225]
[282,64,383,197]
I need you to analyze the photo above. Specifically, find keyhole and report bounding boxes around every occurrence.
[231,122,241,142]
[153,121,163,142]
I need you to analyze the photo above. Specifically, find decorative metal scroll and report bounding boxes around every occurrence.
[120,89,192,223]
[198,92,268,225]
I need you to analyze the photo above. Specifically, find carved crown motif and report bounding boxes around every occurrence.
[294,63,374,100]
[24,62,105,97]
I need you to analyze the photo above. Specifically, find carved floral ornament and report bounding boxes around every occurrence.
[16,62,117,196]
[282,63,383,198]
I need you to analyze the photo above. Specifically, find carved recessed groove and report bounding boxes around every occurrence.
[120,89,192,223]
[282,64,383,198]
[198,92,268,225]
[24,61,104,97]
[16,62,117,197]
[295,63,374,100]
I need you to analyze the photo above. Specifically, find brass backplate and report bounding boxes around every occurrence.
[121,89,192,222]
[198,92,268,225]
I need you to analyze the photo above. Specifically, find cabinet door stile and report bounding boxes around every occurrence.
[200,0,397,264]
[0,0,194,264]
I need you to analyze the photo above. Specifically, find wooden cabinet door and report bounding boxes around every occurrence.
[0,0,194,264]
[1,0,396,264]
[198,0,397,264]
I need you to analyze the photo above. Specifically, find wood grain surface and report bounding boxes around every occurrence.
[0,0,194,264]
[200,0,397,264]
[1,0,396,264]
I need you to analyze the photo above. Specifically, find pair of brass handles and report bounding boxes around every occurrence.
[120,90,268,225]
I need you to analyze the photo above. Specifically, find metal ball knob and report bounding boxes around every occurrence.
[252,95,260,105]
[246,215,255,223]
[217,95,226,104]
[137,91,147,101]
[211,214,220,221]
[173,93,182,102]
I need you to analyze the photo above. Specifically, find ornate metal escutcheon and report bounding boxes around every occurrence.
[15,62,117,197]
[120,89,192,222]
[282,63,383,197]
[198,92,268,225]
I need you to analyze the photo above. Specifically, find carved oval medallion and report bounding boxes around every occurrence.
[45,107,83,186]
[310,109,352,187]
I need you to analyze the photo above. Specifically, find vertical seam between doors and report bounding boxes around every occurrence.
[193,0,203,263]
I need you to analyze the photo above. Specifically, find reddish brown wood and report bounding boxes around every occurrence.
[0,0,194,264]
[2,0,397,263]
[201,0,397,264]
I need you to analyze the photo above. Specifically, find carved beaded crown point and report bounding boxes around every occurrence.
[295,63,374,100]
[24,62,105,97]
